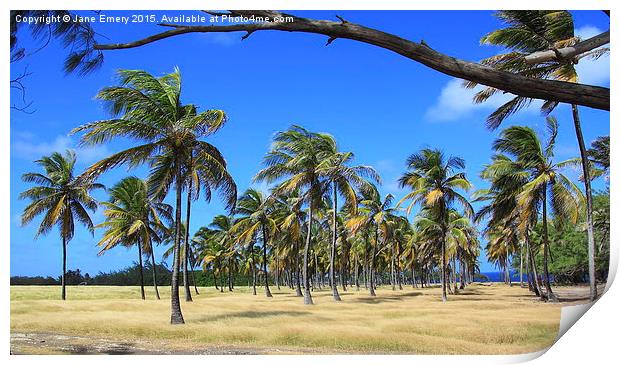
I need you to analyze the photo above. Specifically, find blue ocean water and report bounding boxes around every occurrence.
[476,271,527,282]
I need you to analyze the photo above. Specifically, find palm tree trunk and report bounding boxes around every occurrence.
[411,259,416,289]
[249,245,257,295]
[520,241,524,288]
[369,227,378,297]
[170,163,185,324]
[275,250,281,291]
[261,225,273,298]
[150,248,160,300]
[295,242,303,297]
[187,247,199,295]
[542,191,558,302]
[330,183,342,301]
[452,256,459,293]
[302,203,314,304]
[571,104,597,301]
[526,230,541,296]
[228,257,233,291]
[440,238,448,302]
[213,266,219,290]
[137,241,145,300]
[61,236,67,301]
[391,244,396,291]
[183,169,193,302]
[355,256,360,291]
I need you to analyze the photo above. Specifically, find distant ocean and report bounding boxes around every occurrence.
[476,271,527,283]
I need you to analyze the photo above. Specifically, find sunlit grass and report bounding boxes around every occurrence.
[10,283,561,354]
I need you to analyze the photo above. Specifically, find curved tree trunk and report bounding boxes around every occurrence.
[137,241,146,300]
[330,182,341,301]
[61,236,67,301]
[303,204,314,304]
[542,191,558,302]
[187,246,199,295]
[150,248,160,300]
[261,225,273,298]
[571,104,597,302]
[170,163,185,324]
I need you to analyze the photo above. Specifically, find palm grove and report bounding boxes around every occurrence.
[18,11,609,324]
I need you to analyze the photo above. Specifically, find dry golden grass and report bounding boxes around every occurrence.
[10,283,563,354]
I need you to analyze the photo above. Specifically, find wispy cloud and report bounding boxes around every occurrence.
[11,134,110,165]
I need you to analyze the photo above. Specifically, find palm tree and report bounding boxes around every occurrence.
[96,177,172,299]
[19,150,103,300]
[233,189,277,297]
[488,117,584,301]
[467,11,606,301]
[318,151,380,300]
[273,191,306,297]
[397,148,473,302]
[346,184,396,296]
[208,215,238,291]
[71,68,236,324]
[254,125,335,305]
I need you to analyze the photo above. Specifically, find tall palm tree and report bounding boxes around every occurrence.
[19,150,103,300]
[254,125,334,305]
[71,68,236,324]
[96,177,172,299]
[318,151,380,300]
[233,189,277,297]
[488,117,584,301]
[346,184,396,297]
[467,11,606,301]
[397,148,473,302]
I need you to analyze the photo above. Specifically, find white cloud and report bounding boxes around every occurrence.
[574,25,610,86]
[425,79,517,122]
[11,134,111,165]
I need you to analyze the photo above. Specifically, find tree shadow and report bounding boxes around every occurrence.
[198,310,310,322]
[354,292,422,303]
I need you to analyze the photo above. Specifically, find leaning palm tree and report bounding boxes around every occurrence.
[96,177,172,300]
[71,68,236,324]
[233,189,278,297]
[489,117,584,301]
[19,150,103,300]
[397,148,473,302]
[467,11,606,301]
[318,150,380,301]
[254,125,334,305]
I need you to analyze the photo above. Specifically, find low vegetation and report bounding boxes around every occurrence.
[11,284,562,354]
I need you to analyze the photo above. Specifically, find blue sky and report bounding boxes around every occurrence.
[10,10,610,277]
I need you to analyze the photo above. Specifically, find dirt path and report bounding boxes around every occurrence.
[10,332,298,355]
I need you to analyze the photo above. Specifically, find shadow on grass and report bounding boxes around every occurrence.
[198,310,310,322]
[354,292,422,303]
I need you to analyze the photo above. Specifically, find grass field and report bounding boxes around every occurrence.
[10,283,565,354]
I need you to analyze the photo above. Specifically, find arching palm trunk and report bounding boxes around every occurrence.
[183,167,193,302]
[303,204,314,304]
[542,191,557,302]
[170,163,185,324]
[150,248,160,300]
[330,183,341,301]
[61,236,67,301]
[261,225,273,298]
[137,241,145,300]
[571,104,597,302]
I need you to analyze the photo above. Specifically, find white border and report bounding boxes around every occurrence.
[3,1,616,364]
